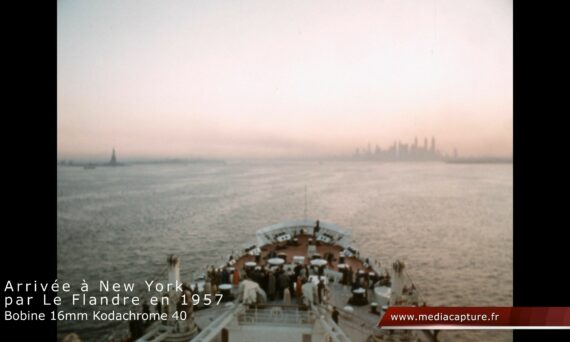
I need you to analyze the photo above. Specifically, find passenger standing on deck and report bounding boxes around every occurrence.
[211,270,220,295]
[277,271,290,299]
[268,270,276,301]
[156,301,162,315]
[288,268,296,298]
[332,306,340,325]
[294,263,302,277]
[317,278,325,304]
[221,268,230,284]
[233,268,240,286]
[260,267,268,291]
[295,276,303,303]
[283,288,291,305]
[364,272,370,299]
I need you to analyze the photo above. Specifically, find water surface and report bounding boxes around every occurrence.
[57,161,512,341]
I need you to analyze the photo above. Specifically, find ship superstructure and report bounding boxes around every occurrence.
[98,220,436,342]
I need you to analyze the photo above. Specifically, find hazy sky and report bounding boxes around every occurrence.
[58,0,512,159]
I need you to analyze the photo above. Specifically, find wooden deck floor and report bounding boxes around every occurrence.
[233,234,374,274]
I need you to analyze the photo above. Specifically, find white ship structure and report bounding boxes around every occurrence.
[96,220,438,342]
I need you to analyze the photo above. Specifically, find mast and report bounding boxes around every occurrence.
[304,185,307,220]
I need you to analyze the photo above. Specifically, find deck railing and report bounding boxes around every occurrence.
[237,304,313,325]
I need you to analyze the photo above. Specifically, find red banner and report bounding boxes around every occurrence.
[378,307,570,329]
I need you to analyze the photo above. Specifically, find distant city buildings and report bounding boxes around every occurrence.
[353,136,443,161]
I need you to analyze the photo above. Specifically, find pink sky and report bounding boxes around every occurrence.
[58,0,512,159]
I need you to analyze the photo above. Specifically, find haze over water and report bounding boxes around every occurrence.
[57,161,512,341]
[58,0,512,160]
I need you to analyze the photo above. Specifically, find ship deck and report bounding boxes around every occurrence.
[191,227,432,341]
[233,233,373,273]
[213,233,401,341]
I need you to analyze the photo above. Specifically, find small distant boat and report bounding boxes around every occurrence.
[83,164,96,170]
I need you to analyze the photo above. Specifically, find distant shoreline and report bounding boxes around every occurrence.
[58,157,513,167]
[443,157,512,164]
[57,158,226,168]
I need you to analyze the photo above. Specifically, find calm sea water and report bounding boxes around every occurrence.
[57,161,512,341]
